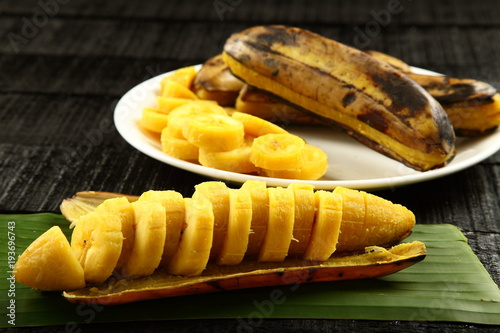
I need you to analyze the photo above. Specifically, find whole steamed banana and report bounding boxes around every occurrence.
[222,25,456,172]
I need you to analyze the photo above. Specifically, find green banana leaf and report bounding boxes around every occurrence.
[1,213,499,327]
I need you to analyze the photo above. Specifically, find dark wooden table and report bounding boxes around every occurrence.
[1,0,499,331]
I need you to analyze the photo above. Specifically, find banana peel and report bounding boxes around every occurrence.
[222,25,456,171]
[367,50,500,136]
[63,241,426,305]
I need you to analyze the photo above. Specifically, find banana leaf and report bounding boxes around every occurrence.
[1,213,499,327]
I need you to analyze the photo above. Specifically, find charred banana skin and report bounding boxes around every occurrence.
[223,25,456,171]
[367,50,500,136]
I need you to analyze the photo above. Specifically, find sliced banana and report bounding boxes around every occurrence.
[258,187,295,262]
[250,133,305,171]
[333,186,366,253]
[261,144,328,180]
[161,80,198,99]
[198,135,259,174]
[304,191,343,261]
[166,197,214,276]
[121,201,166,278]
[139,107,169,133]
[231,111,288,137]
[93,197,135,270]
[71,211,123,284]
[183,113,245,151]
[217,188,253,265]
[161,128,199,161]
[192,181,230,259]
[240,180,269,257]
[137,190,185,265]
[287,183,316,256]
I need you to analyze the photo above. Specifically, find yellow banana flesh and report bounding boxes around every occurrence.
[217,188,253,265]
[257,187,295,262]
[304,191,343,261]
[166,197,214,276]
[250,133,306,170]
[70,211,123,284]
[122,201,166,278]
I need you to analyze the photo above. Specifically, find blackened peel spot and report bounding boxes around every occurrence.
[342,92,356,107]
[357,111,389,133]
[371,72,428,115]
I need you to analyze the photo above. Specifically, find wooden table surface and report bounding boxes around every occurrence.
[1,0,499,332]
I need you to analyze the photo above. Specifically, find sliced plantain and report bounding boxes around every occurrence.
[250,133,305,171]
[261,144,328,180]
[92,197,135,270]
[217,188,253,265]
[137,191,185,266]
[70,211,123,284]
[14,226,86,291]
[287,183,316,256]
[198,135,259,174]
[231,110,288,137]
[304,191,343,261]
[240,180,269,257]
[160,128,199,161]
[258,187,295,262]
[192,181,230,259]
[166,197,214,276]
[183,113,245,151]
[139,107,169,133]
[121,201,166,278]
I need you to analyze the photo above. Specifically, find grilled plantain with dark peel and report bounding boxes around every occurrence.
[192,54,244,106]
[223,25,456,171]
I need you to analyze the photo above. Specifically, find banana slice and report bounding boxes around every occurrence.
[261,144,328,180]
[217,188,253,265]
[157,97,193,114]
[287,183,316,256]
[198,135,259,174]
[14,226,86,291]
[166,197,214,276]
[137,190,185,265]
[192,181,230,259]
[93,197,135,270]
[164,101,227,139]
[231,111,288,137]
[333,186,366,253]
[161,80,198,99]
[121,201,166,278]
[250,133,305,170]
[139,107,169,133]
[304,190,343,261]
[240,180,269,257]
[71,211,123,284]
[161,128,199,161]
[183,113,245,151]
[160,65,198,90]
[258,187,295,262]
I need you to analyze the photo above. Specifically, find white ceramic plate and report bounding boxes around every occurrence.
[114,66,500,190]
